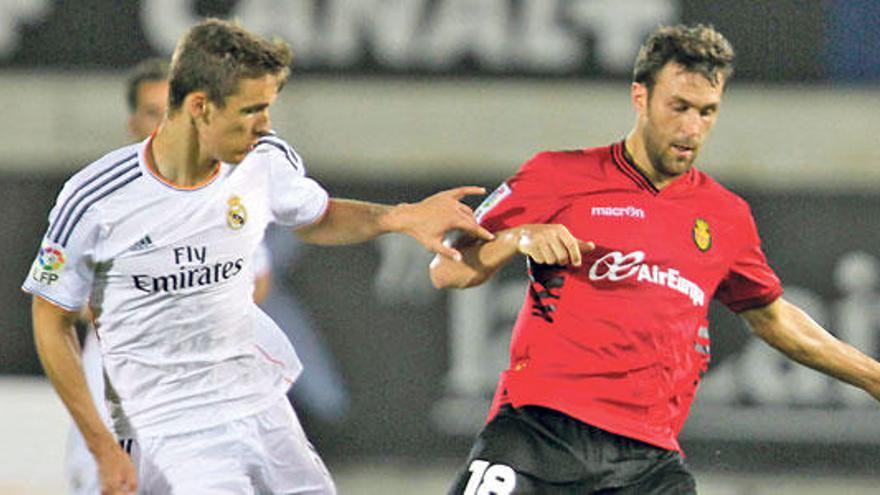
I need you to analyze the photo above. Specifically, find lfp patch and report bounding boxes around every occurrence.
[32,244,66,285]
[474,182,511,223]
[38,245,66,271]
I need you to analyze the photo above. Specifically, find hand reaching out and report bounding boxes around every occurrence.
[393,186,495,260]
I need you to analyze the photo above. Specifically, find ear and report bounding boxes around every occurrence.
[184,92,210,122]
[631,82,648,116]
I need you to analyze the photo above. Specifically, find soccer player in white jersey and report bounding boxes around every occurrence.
[66,57,300,495]
[24,18,493,495]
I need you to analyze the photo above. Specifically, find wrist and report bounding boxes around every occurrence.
[378,202,412,234]
[88,432,121,458]
[499,226,526,253]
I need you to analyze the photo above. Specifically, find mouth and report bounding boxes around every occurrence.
[671,143,695,158]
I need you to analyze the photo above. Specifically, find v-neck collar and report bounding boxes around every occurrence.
[610,140,696,196]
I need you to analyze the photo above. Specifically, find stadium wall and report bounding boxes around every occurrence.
[0,74,878,188]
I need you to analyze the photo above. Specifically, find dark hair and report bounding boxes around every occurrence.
[633,24,735,91]
[168,18,292,110]
[126,58,169,113]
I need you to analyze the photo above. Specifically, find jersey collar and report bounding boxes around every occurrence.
[610,140,697,195]
[141,132,222,192]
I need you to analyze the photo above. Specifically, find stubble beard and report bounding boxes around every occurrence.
[643,119,697,180]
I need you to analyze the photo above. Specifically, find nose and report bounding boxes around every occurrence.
[681,109,703,138]
[254,109,272,135]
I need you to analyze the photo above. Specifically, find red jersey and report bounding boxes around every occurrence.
[477,142,783,452]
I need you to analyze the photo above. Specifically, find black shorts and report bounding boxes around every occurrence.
[448,405,697,494]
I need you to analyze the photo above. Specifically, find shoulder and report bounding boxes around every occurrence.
[47,144,143,246]
[251,132,306,176]
[514,145,612,186]
[62,144,142,195]
[54,143,144,214]
[692,169,752,213]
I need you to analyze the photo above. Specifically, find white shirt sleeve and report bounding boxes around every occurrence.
[22,179,101,311]
[259,135,329,228]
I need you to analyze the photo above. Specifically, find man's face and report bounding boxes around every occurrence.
[128,79,169,141]
[636,63,724,180]
[199,74,278,165]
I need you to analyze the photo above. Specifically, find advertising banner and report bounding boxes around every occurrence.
[0,0,836,81]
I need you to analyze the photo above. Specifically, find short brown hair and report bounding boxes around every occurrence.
[168,18,292,110]
[633,24,735,91]
[126,58,169,113]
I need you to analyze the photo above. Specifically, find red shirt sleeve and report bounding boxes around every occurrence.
[476,153,561,233]
[715,207,783,312]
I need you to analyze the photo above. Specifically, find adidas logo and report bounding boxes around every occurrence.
[129,235,154,252]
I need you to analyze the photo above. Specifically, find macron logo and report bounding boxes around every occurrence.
[591,206,645,219]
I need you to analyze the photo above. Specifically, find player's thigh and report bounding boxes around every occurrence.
[447,415,571,495]
[599,458,697,495]
[250,398,336,495]
[128,430,253,495]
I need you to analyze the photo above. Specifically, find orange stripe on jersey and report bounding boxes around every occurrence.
[144,132,221,191]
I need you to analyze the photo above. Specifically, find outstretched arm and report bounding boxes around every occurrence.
[32,296,136,494]
[741,297,880,402]
[295,186,494,260]
[430,223,594,289]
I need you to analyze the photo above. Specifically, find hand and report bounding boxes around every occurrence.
[393,186,495,260]
[95,443,137,495]
[513,224,594,266]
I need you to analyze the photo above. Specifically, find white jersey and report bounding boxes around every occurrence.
[23,133,327,438]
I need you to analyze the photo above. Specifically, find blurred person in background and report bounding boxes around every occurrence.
[432,23,880,494]
[26,18,491,494]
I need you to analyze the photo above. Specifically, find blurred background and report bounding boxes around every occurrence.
[2,0,880,493]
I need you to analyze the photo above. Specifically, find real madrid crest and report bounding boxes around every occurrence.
[692,218,711,252]
[226,195,247,230]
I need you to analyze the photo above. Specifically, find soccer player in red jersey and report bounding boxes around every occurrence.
[431,24,880,494]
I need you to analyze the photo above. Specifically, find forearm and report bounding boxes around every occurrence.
[32,299,117,457]
[745,299,880,398]
[430,227,522,289]
[296,198,400,245]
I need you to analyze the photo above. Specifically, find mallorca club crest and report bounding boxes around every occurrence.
[226,195,247,230]
[692,218,712,252]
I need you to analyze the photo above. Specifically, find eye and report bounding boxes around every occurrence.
[700,107,717,117]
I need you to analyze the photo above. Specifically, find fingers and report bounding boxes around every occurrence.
[455,218,495,241]
[443,186,487,200]
[433,241,463,262]
[455,203,473,218]
[546,237,571,265]
[578,240,596,253]
[563,235,582,266]
[517,225,594,266]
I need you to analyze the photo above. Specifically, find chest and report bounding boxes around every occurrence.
[94,174,271,271]
[553,191,736,284]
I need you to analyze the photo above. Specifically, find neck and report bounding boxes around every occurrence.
[624,129,676,190]
[150,116,218,188]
